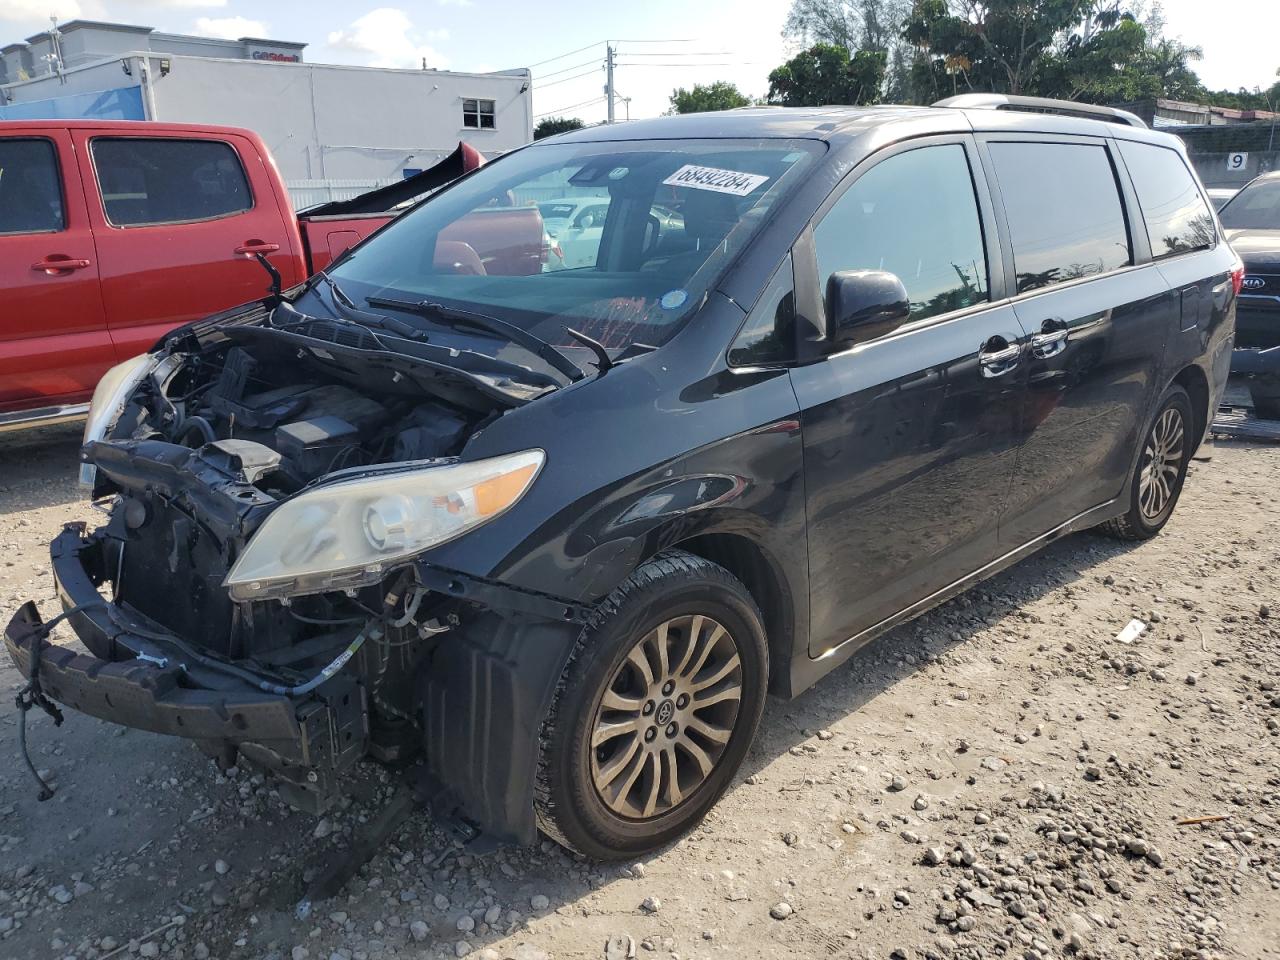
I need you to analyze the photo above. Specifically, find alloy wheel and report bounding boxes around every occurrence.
[1138,406,1185,520]
[589,614,743,820]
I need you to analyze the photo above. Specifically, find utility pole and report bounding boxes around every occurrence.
[605,43,615,123]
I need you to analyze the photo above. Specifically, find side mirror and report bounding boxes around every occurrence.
[825,269,911,348]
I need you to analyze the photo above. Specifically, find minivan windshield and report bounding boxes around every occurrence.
[322,138,821,350]
[1219,178,1280,231]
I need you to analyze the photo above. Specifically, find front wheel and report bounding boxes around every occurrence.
[534,551,768,860]
[1097,384,1194,540]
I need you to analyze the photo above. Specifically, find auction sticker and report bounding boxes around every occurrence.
[663,164,769,196]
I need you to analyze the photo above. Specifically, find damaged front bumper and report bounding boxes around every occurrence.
[4,523,368,812]
[5,523,588,843]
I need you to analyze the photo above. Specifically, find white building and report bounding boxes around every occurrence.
[0,20,533,203]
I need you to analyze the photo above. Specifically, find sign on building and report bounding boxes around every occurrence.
[1226,152,1249,171]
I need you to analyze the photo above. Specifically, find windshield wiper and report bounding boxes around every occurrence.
[365,295,586,383]
[312,274,432,342]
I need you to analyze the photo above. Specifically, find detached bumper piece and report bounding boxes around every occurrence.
[3,525,368,813]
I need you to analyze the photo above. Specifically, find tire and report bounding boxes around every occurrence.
[1097,384,1194,541]
[534,550,769,860]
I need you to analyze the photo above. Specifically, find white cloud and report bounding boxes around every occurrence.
[193,15,267,40]
[327,7,449,70]
[127,1,229,8]
[0,0,84,22]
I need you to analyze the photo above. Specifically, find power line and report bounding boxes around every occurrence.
[534,95,606,119]
[615,61,748,67]
[525,40,605,70]
[617,51,734,57]
[536,67,602,89]
[534,57,601,80]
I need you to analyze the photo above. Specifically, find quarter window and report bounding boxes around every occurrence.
[0,138,64,235]
[91,138,252,227]
[729,255,796,366]
[1116,140,1217,258]
[814,143,989,324]
[463,98,496,129]
[988,142,1130,293]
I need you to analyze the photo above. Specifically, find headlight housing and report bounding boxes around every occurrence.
[79,354,158,490]
[224,449,544,601]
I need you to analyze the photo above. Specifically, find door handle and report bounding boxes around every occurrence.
[234,241,280,256]
[978,338,1021,378]
[32,256,92,274]
[1030,326,1069,359]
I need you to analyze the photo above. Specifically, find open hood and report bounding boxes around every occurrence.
[301,142,486,218]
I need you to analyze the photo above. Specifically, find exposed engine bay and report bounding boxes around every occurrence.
[67,303,567,812]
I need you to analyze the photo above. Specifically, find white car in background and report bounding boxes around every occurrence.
[537,199,686,270]
[538,199,610,269]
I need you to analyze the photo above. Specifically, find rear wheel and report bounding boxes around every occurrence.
[1097,384,1193,540]
[534,551,768,860]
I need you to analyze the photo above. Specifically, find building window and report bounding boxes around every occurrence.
[463,98,495,129]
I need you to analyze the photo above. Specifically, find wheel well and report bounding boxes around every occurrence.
[673,533,793,695]
[1171,364,1210,453]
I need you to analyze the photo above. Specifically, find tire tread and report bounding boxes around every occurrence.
[533,549,763,857]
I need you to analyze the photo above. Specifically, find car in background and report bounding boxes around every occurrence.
[1220,171,1280,349]
[1207,187,1238,210]
[537,198,686,270]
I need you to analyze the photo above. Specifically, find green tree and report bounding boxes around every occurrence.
[668,81,753,114]
[768,43,888,106]
[533,116,584,140]
[784,0,916,101]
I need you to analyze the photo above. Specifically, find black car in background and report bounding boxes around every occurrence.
[1220,170,1280,349]
[6,94,1239,860]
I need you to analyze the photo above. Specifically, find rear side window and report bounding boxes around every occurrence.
[91,138,252,227]
[815,143,989,323]
[0,138,64,235]
[988,142,1131,293]
[1116,141,1216,259]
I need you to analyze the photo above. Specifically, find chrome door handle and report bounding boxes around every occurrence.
[978,341,1020,378]
[1030,328,1069,359]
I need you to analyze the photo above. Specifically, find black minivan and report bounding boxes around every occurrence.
[7,94,1239,860]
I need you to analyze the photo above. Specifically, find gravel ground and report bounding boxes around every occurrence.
[1,422,1278,960]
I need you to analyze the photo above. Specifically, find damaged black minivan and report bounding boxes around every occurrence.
[6,96,1238,859]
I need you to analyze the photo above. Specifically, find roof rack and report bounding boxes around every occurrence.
[933,94,1147,129]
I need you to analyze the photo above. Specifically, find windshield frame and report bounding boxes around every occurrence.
[313,136,827,353]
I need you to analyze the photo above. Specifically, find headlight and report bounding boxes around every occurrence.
[79,354,159,490]
[224,449,545,601]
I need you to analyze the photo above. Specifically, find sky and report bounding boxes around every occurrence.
[1,0,1277,125]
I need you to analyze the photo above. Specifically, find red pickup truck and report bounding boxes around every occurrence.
[0,121,495,430]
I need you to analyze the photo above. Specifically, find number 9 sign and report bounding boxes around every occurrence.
[1227,152,1248,171]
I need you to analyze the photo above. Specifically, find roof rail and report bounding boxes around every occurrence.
[933,93,1147,129]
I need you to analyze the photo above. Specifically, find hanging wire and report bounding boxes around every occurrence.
[534,95,606,119]
[534,57,602,80]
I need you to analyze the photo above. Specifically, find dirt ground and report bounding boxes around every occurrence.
[1,421,1277,960]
